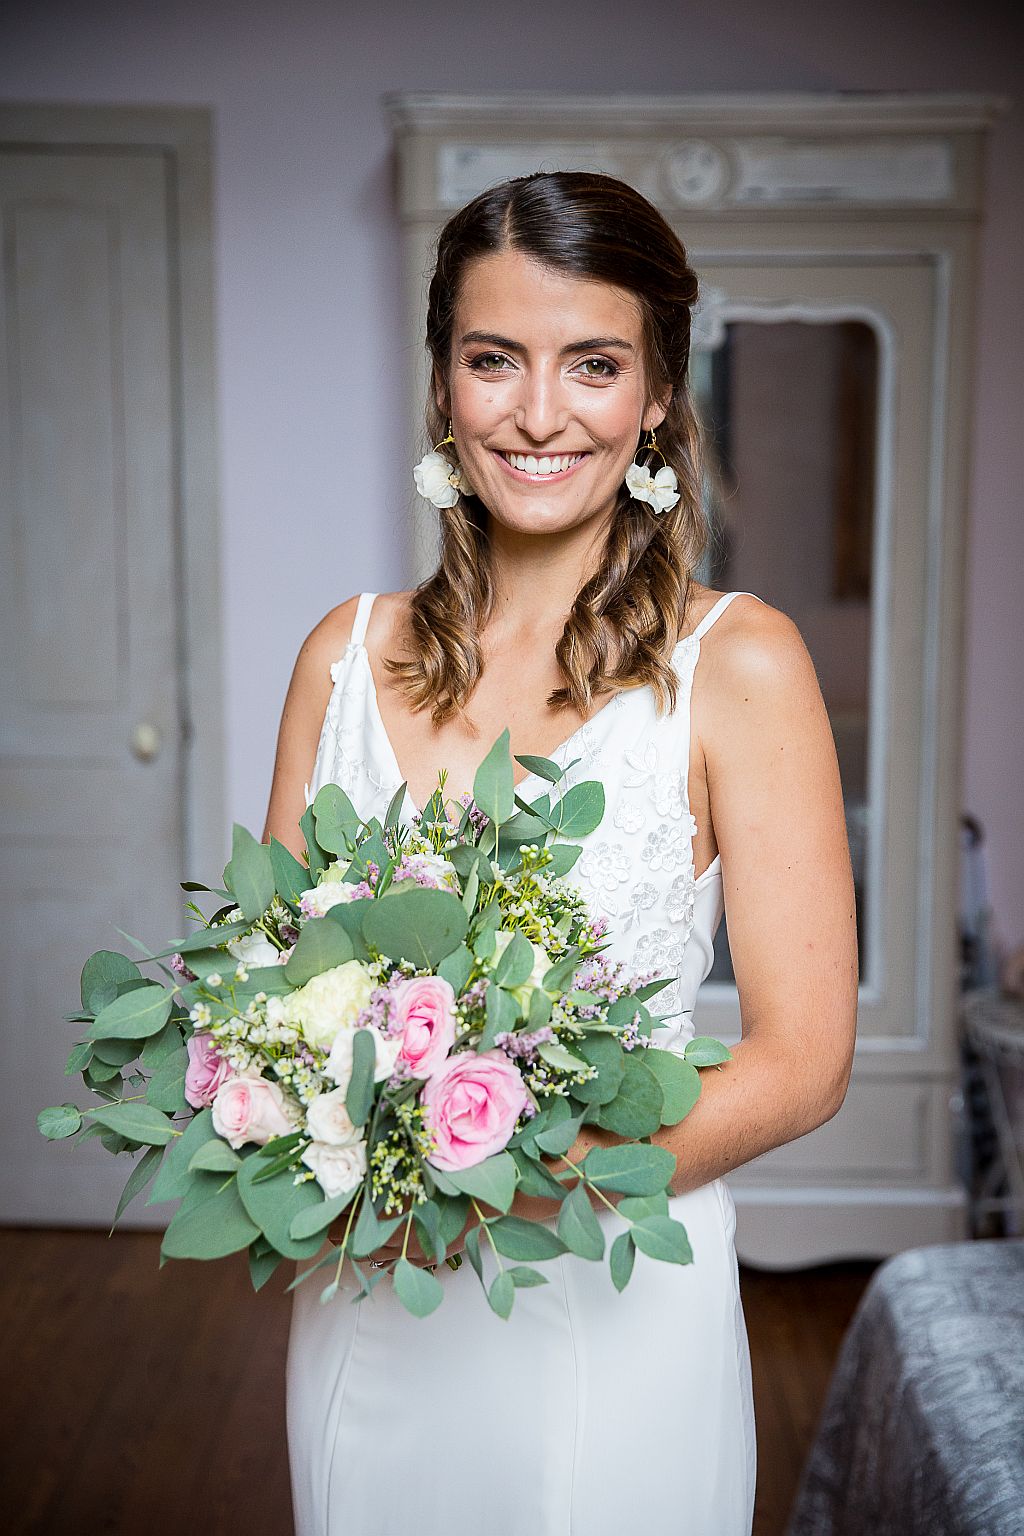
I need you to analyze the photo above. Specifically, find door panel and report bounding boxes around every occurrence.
[0,148,187,1223]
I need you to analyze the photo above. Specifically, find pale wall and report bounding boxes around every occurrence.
[2,0,1021,950]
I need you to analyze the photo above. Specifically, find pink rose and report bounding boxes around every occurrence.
[392,976,457,1080]
[420,1050,529,1171]
[184,1031,233,1109]
[211,1074,295,1149]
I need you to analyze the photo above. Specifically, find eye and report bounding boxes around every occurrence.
[577,357,618,379]
[470,352,513,373]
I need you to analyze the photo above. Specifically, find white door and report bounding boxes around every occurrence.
[0,144,189,1223]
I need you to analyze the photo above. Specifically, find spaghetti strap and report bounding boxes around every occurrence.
[692,590,760,641]
[350,591,377,648]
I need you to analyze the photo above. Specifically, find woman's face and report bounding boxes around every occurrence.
[439,248,668,539]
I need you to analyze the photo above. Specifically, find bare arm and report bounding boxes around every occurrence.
[564,600,859,1196]
[261,595,361,860]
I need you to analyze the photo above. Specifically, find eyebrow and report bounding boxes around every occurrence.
[458,330,635,355]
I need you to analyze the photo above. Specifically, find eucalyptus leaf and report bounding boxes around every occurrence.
[362,886,468,969]
[473,728,515,825]
[684,1036,733,1068]
[311,782,362,855]
[84,1101,176,1145]
[64,1041,94,1075]
[161,1171,260,1260]
[488,1215,568,1261]
[269,836,314,911]
[140,1021,184,1069]
[552,781,605,839]
[630,1215,694,1266]
[393,1257,445,1318]
[147,1108,214,1204]
[536,1040,588,1073]
[223,823,275,923]
[81,950,141,1014]
[85,985,173,1042]
[248,1244,283,1291]
[644,1049,702,1125]
[146,1047,188,1114]
[289,1187,355,1240]
[596,1052,664,1139]
[298,804,328,883]
[508,1264,549,1288]
[188,1138,242,1174]
[491,930,534,989]
[344,1028,376,1128]
[545,843,583,877]
[557,1181,604,1261]
[609,1230,636,1291]
[488,1268,515,1319]
[235,1156,328,1260]
[513,753,563,784]
[283,916,355,985]
[444,1151,518,1213]
[437,943,473,995]
[37,1103,82,1140]
[350,1190,404,1259]
[111,1143,163,1228]
[573,1032,625,1105]
[580,1140,676,1195]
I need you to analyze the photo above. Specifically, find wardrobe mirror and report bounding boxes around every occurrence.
[692,318,879,985]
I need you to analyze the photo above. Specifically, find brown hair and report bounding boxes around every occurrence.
[383,169,708,725]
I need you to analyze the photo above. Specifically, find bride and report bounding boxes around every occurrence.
[262,169,857,1536]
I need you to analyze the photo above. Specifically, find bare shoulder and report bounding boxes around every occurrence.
[699,592,821,702]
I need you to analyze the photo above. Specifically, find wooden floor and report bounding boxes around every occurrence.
[0,1226,875,1535]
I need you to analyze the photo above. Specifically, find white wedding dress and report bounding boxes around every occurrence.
[286,590,757,1536]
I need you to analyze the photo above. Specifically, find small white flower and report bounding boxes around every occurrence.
[625,461,680,514]
[299,881,359,919]
[300,1138,367,1200]
[413,449,474,508]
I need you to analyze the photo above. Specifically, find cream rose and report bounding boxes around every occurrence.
[300,1138,367,1199]
[226,931,284,968]
[305,1086,361,1147]
[279,959,374,1051]
[325,1025,401,1092]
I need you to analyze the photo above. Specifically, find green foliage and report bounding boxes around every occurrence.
[557,1182,604,1261]
[161,1171,260,1260]
[84,1101,176,1146]
[81,951,142,1014]
[645,1049,702,1125]
[345,1028,376,1128]
[444,1151,519,1213]
[111,1143,164,1228]
[684,1036,733,1067]
[37,1103,82,1140]
[393,1257,445,1318]
[595,1052,664,1139]
[629,1215,694,1265]
[609,1230,636,1291]
[235,1155,326,1260]
[269,836,313,911]
[488,1215,568,1261]
[283,915,354,984]
[580,1141,676,1195]
[147,1108,214,1203]
[84,984,173,1042]
[362,886,468,968]
[473,728,515,825]
[223,824,275,922]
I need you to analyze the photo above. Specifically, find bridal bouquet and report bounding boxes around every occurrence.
[39,730,730,1319]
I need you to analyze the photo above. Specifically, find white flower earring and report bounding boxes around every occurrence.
[624,427,680,515]
[413,421,474,508]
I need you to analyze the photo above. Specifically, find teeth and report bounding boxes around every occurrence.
[503,452,584,475]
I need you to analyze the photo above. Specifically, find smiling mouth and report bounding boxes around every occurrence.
[494,449,590,481]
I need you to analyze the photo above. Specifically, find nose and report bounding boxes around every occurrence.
[513,364,570,444]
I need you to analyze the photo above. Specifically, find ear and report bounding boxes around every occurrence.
[433,364,449,420]
[642,389,672,435]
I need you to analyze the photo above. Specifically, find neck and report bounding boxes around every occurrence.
[480,502,615,644]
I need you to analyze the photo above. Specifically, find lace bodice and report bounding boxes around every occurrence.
[305,590,758,1055]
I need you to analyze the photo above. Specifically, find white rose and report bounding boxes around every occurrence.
[226,931,282,968]
[305,1085,361,1147]
[394,850,460,891]
[300,1138,367,1200]
[280,959,374,1050]
[301,880,359,918]
[325,1025,402,1092]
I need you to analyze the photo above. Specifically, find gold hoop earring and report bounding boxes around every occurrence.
[624,427,680,515]
[413,419,474,507]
